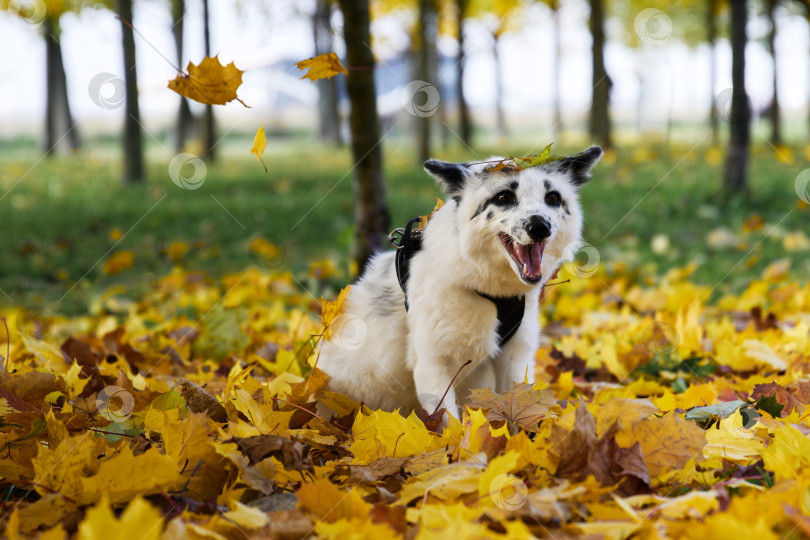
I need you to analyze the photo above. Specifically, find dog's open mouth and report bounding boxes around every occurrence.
[499,233,545,283]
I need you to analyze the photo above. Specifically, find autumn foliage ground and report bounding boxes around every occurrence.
[2,140,810,538]
[2,253,810,538]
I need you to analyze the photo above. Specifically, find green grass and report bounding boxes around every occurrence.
[1,134,808,315]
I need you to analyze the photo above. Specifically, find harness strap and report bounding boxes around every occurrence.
[392,217,525,348]
[393,217,423,311]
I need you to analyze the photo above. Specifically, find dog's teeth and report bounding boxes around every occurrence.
[523,263,528,275]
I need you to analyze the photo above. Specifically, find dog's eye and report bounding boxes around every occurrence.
[496,190,517,205]
[545,191,561,207]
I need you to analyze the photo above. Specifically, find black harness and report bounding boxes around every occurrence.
[390,217,525,348]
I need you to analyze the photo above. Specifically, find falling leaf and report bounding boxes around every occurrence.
[168,55,247,106]
[294,52,347,82]
[251,125,268,173]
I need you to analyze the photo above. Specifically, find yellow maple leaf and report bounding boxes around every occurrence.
[760,424,810,481]
[350,409,443,464]
[703,411,766,463]
[161,412,230,500]
[315,518,396,540]
[294,52,347,82]
[80,446,178,504]
[78,496,162,540]
[297,478,370,522]
[251,125,267,173]
[33,432,102,503]
[168,55,247,106]
[321,286,351,341]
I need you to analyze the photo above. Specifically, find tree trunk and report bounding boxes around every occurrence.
[551,0,562,138]
[724,0,750,194]
[337,0,390,274]
[202,0,216,161]
[415,0,439,163]
[43,18,80,155]
[456,0,472,146]
[313,0,342,145]
[493,33,507,138]
[171,0,193,153]
[766,0,781,145]
[117,0,144,184]
[707,0,719,143]
[588,0,612,149]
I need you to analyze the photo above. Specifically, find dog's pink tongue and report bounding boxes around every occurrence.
[517,243,545,276]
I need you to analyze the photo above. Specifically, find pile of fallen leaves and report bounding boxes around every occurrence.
[2,260,810,539]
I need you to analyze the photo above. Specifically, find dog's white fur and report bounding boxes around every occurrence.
[318,147,602,419]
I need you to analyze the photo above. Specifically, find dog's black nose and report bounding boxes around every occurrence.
[526,216,551,242]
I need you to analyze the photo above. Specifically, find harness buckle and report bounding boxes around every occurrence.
[388,228,406,249]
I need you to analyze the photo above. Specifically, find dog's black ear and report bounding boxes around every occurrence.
[424,160,470,195]
[554,146,603,186]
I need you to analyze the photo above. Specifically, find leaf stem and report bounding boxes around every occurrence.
[432,360,473,416]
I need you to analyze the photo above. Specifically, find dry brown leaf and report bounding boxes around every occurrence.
[615,413,706,478]
[468,382,557,433]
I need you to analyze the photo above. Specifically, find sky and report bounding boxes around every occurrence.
[1,0,808,140]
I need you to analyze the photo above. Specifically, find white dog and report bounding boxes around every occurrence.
[318,147,602,420]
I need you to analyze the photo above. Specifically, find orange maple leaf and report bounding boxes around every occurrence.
[295,52,347,82]
[168,55,247,107]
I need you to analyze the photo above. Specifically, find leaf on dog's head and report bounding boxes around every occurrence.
[513,143,564,169]
[484,159,522,173]
[481,144,564,173]
[468,383,558,433]
[168,56,247,106]
[321,286,351,341]
[295,52,347,82]
[417,198,444,229]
